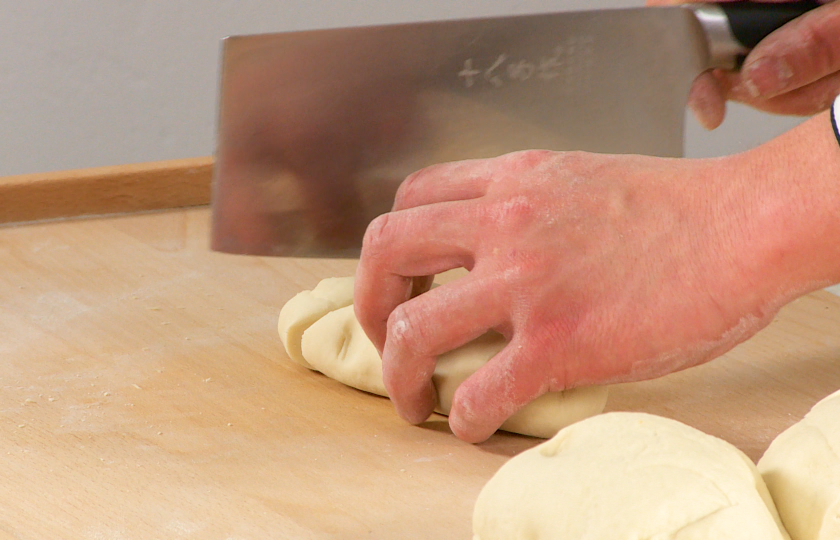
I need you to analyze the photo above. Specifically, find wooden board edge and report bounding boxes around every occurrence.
[0,157,214,225]
[809,288,840,306]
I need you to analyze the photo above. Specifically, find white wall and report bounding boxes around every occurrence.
[0,0,804,176]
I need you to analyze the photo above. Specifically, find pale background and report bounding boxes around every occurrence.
[1,0,808,175]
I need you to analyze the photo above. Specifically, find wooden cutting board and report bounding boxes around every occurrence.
[1,206,840,539]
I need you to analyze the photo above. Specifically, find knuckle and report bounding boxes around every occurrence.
[503,149,554,170]
[789,11,840,77]
[481,195,539,231]
[502,195,537,223]
[558,150,591,171]
[798,25,827,73]
[386,303,425,355]
[498,249,551,286]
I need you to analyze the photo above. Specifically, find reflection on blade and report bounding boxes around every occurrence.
[211,7,708,257]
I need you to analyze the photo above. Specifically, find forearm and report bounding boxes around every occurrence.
[727,109,840,312]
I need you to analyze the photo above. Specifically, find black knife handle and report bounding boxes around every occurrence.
[717,0,822,49]
[694,1,823,69]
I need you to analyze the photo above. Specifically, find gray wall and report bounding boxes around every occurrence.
[1,0,804,176]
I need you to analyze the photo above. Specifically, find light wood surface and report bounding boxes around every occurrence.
[0,157,212,225]
[1,207,839,539]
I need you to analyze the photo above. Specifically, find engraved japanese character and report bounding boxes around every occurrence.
[507,60,536,82]
[458,59,482,88]
[538,46,565,80]
[484,54,508,88]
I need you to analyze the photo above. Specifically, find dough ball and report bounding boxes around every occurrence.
[277,277,355,369]
[758,389,840,540]
[473,412,790,540]
[295,290,607,439]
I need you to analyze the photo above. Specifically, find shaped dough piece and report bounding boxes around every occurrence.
[300,304,388,396]
[277,277,355,369]
[758,389,840,540]
[300,303,608,438]
[473,412,790,540]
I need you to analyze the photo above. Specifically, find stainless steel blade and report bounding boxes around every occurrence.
[211,6,710,257]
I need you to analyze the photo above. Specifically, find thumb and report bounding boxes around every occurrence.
[740,2,840,98]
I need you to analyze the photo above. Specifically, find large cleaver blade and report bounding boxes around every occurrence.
[211,2,820,258]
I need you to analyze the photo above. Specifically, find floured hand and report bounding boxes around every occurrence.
[354,149,785,443]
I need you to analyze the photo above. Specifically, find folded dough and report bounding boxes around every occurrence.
[473,412,790,540]
[280,276,608,438]
[758,389,840,540]
[301,304,608,438]
[277,277,355,369]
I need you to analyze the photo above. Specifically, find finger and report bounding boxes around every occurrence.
[355,201,480,352]
[381,272,509,425]
[392,159,491,323]
[392,158,492,212]
[740,2,840,99]
[448,340,551,443]
[730,70,840,116]
[687,71,728,130]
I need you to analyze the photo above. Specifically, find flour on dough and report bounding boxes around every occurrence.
[473,412,790,540]
[290,279,608,439]
[277,277,355,369]
[758,389,840,540]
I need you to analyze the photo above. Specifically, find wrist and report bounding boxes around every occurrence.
[722,110,840,315]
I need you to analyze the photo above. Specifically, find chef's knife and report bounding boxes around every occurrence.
[211,2,821,258]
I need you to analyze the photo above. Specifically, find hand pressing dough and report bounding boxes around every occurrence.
[473,412,790,540]
[277,277,355,369]
[301,304,608,438]
[758,389,840,540]
[281,276,608,438]
[431,330,608,439]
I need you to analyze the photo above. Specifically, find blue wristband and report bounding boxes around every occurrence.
[832,94,840,148]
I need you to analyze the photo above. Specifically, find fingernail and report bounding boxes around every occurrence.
[742,57,793,98]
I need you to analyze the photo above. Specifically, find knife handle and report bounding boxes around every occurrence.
[693,1,823,69]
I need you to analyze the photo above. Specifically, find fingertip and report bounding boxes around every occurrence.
[382,338,439,425]
[448,380,508,443]
[689,100,725,131]
[392,380,438,425]
[447,339,554,443]
[687,72,726,130]
[449,407,497,444]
